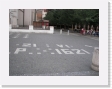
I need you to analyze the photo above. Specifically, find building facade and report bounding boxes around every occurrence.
[9,9,35,27]
[33,9,49,27]
[9,9,49,28]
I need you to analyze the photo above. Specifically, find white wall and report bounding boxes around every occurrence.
[32,10,35,21]
[18,9,23,26]
[31,9,35,25]
[9,9,18,26]
[24,9,30,25]
[10,9,35,26]
[9,9,18,19]
[24,9,34,25]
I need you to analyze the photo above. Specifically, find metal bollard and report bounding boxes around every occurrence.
[60,29,62,34]
[42,25,45,29]
[68,30,69,35]
[91,47,99,71]
[50,26,54,34]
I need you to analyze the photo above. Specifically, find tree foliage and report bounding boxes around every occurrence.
[44,9,99,28]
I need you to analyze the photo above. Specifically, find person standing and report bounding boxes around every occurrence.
[92,29,96,36]
[90,28,93,35]
[87,29,89,35]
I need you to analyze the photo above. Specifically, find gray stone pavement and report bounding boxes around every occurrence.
[54,29,99,41]
[9,30,99,76]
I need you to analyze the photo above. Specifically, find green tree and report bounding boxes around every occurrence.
[44,9,99,30]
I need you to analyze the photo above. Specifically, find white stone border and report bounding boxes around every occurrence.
[9,25,54,34]
[29,25,33,30]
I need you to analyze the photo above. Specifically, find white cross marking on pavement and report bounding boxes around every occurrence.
[37,52,41,54]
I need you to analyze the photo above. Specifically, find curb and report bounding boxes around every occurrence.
[9,29,53,34]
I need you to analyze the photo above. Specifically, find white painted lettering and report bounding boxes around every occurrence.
[71,49,85,54]
[29,52,33,54]
[55,49,62,54]
[22,43,31,47]
[37,52,41,54]
[65,45,70,48]
[14,48,26,54]
[33,44,36,47]
[56,44,63,48]
[61,49,74,54]
[46,44,49,47]
[51,53,55,54]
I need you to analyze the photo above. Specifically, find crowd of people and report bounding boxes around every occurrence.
[74,25,99,37]
[81,28,99,36]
